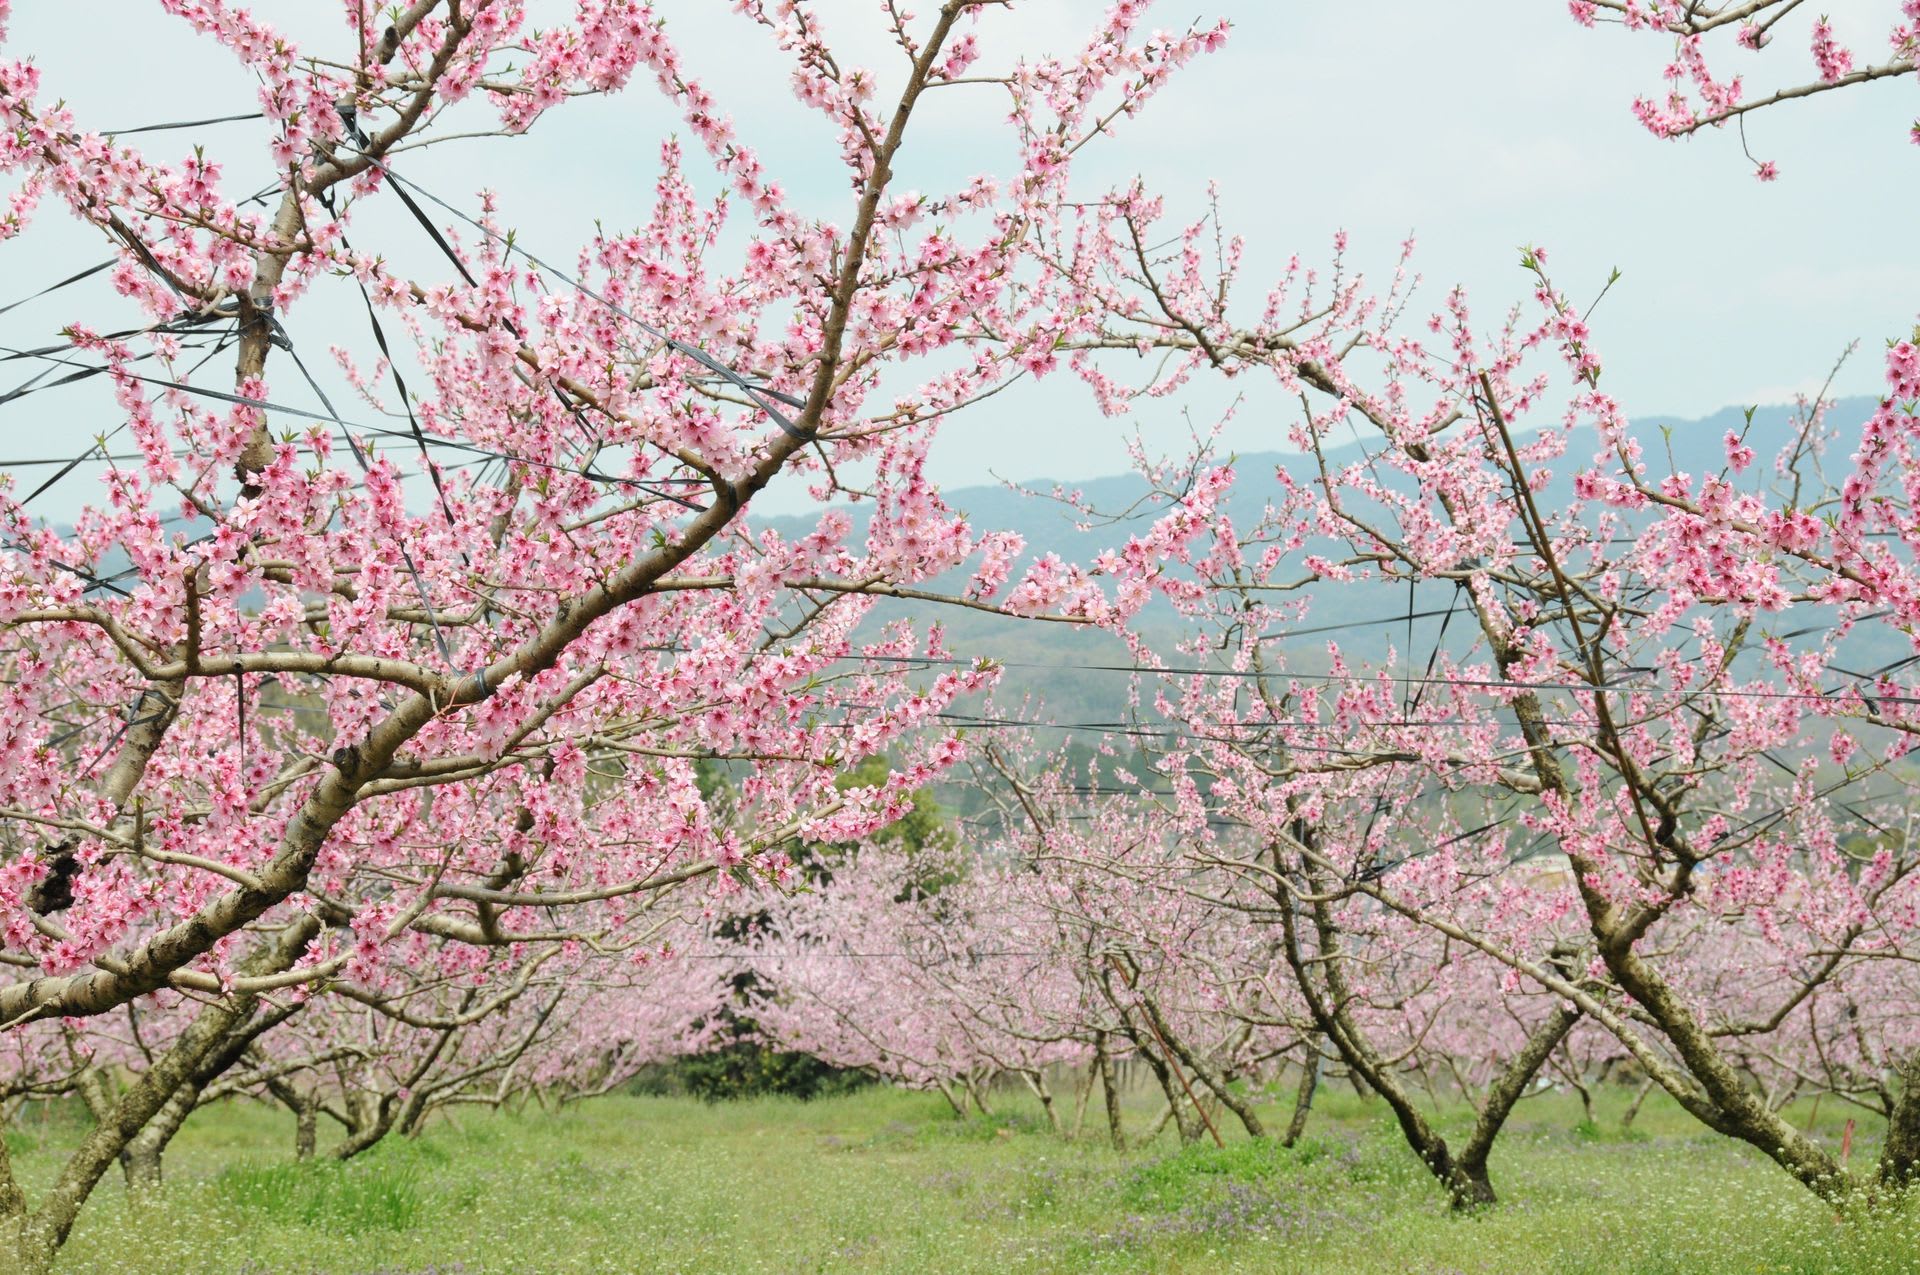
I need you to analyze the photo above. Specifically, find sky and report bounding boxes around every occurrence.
[1,1,1914,518]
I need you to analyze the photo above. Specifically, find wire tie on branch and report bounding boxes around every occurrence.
[277,327,457,671]
[365,157,809,439]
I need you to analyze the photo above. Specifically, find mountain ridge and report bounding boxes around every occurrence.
[755,395,1891,734]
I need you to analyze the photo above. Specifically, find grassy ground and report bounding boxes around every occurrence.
[7,1082,1918,1274]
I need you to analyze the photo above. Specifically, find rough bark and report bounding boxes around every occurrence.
[0,1105,27,1265]
[118,1095,177,1195]
[294,1098,318,1162]
[120,997,301,1194]
[3,920,316,1273]
[1604,944,1848,1198]
[1877,1052,1920,1192]
[7,996,248,1273]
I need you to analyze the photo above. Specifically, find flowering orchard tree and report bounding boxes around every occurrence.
[0,1,1230,1266]
[735,787,1288,1143]
[976,686,1592,1205]
[2,892,721,1194]
[1555,0,1920,1191]
[1567,0,1920,177]
[236,928,731,1164]
[1049,170,1920,1203]
[743,739,1607,1193]
[965,741,1305,1147]
[736,843,1034,1116]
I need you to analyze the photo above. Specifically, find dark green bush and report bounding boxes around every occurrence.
[634,1040,873,1103]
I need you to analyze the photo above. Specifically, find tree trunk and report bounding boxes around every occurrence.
[74,1069,118,1126]
[121,997,302,1195]
[1,1105,29,1273]
[1137,1045,1201,1145]
[1283,1046,1320,1148]
[1096,1032,1126,1151]
[120,1122,168,1197]
[120,1078,198,1197]
[332,1093,396,1162]
[1279,884,1580,1210]
[1611,944,1850,1198]
[1021,1070,1061,1136]
[294,1099,318,1162]
[1132,988,1266,1139]
[6,995,249,1273]
[1565,1056,1595,1127]
[1448,1005,1581,1210]
[1470,585,1851,1198]
[1101,958,1222,1148]
[1069,1060,1095,1142]
[1621,1076,1654,1132]
[120,1141,165,1197]
[1282,893,1467,1198]
[3,919,317,1273]
[400,1092,434,1139]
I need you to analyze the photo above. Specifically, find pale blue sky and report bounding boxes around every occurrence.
[2,1,1912,516]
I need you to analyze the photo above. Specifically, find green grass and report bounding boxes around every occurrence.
[7,1083,1917,1273]
[212,1158,427,1234]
